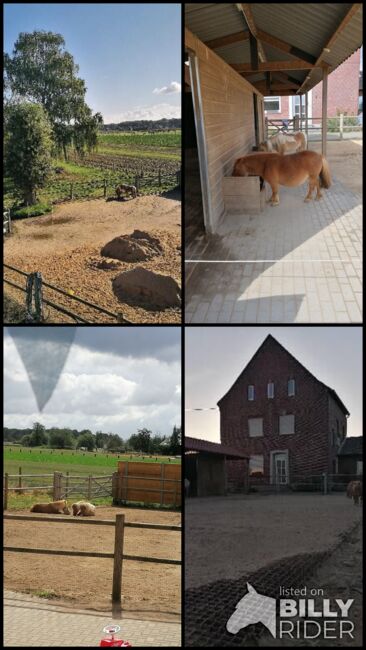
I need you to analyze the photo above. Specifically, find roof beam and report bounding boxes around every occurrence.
[271,71,302,87]
[299,3,362,91]
[204,30,249,50]
[253,81,300,93]
[232,59,317,73]
[249,31,259,70]
[256,29,317,65]
[238,4,266,62]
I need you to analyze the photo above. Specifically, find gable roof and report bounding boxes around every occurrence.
[338,436,363,456]
[185,436,248,460]
[217,334,350,416]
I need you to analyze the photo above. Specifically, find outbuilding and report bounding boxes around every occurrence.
[185,436,249,497]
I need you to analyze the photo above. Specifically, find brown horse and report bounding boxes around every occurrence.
[259,131,307,155]
[232,151,331,205]
[346,480,363,505]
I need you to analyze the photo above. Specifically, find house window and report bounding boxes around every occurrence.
[288,379,295,396]
[267,382,274,399]
[293,95,306,118]
[248,418,263,437]
[264,96,281,113]
[249,455,264,477]
[279,414,295,434]
[248,385,255,401]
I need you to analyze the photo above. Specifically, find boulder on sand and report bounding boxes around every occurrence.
[101,230,162,263]
[112,267,181,309]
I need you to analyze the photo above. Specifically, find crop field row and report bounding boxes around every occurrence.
[98,130,181,148]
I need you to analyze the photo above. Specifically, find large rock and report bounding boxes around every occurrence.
[101,230,162,263]
[112,267,181,309]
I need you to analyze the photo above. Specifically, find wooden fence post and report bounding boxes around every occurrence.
[112,514,125,603]
[18,467,22,492]
[158,168,161,187]
[66,471,69,499]
[70,183,74,200]
[53,472,62,500]
[339,113,344,140]
[4,473,9,511]
[88,475,92,500]
[104,179,107,198]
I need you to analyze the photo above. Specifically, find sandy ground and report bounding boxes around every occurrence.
[4,505,181,622]
[185,494,362,590]
[310,139,362,195]
[4,192,181,323]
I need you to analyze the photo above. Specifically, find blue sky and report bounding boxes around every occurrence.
[186,327,362,442]
[4,3,181,123]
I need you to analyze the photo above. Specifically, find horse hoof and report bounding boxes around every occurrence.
[304,197,312,202]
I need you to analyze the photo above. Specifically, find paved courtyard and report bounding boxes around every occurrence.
[185,178,362,323]
[4,590,181,647]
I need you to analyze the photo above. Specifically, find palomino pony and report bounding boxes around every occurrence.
[232,151,331,205]
[259,131,307,155]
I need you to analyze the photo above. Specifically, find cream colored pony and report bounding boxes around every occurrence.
[259,131,307,155]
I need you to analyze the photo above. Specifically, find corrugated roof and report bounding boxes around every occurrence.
[185,3,363,95]
[338,436,363,456]
[185,436,249,459]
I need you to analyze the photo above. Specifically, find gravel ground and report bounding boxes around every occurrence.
[185,494,362,590]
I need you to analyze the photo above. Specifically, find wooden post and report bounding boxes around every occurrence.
[160,464,165,507]
[305,92,309,146]
[321,67,328,157]
[53,472,62,500]
[4,473,9,511]
[299,94,302,132]
[66,471,69,499]
[339,112,344,140]
[112,472,118,505]
[88,475,92,500]
[103,179,107,197]
[112,514,125,603]
[18,467,22,492]
[70,183,74,200]
[158,168,161,187]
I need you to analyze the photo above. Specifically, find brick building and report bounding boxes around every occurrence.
[265,49,361,124]
[217,335,350,490]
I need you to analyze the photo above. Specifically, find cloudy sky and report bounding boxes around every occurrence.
[186,327,362,442]
[4,327,181,438]
[4,3,181,123]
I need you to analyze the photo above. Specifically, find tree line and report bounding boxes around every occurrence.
[4,423,181,455]
[101,118,181,132]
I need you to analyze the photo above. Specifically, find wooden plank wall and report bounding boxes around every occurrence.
[116,462,181,507]
[186,28,264,233]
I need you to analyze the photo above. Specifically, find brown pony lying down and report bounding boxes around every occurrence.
[30,499,70,514]
[233,150,331,205]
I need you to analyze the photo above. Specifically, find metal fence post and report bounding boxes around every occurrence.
[112,514,125,603]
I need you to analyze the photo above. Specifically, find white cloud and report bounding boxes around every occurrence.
[104,103,181,123]
[153,81,181,95]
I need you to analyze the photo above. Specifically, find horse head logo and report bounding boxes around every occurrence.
[226,583,276,638]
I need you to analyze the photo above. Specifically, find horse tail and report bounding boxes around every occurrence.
[320,157,331,188]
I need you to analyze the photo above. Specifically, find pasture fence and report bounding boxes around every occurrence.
[3,513,181,604]
[265,113,362,141]
[245,472,362,495]
[4,263,132,324]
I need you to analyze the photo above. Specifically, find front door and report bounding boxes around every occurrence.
[274,453,288,485]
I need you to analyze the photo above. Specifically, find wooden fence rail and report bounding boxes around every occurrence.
[4,513,181,603]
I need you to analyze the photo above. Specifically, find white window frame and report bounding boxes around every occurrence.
[279,414,295,435]
[249,454,264,477]
[264,96,281,113]
[248,385,255,401]
[288,379,296,397]
[267,382,274,399]
[248,417,263,437]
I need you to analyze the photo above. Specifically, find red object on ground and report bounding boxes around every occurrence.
[99,625,132,647]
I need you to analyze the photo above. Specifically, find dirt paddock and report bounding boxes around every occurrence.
[186,493,362,590]
[4,505,181,622]
[4,193,181,323]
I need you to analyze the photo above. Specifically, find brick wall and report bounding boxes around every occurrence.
[328,395,348,473]
[264,95,290,122]
[219,336,340,487]
[312,50,360,119]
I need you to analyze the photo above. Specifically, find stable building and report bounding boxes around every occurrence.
[185,436,249,497]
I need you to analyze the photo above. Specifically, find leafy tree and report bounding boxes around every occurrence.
[29,421,48,446]
[76,433,95,451]
[21,434,32,446]
[5,30,103,159]
[95,431,109,449]
[5,102,53,205]
[169,425,181,455]
[128,428,152,453]
[106,434,125,452]
[48,428,74,449]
